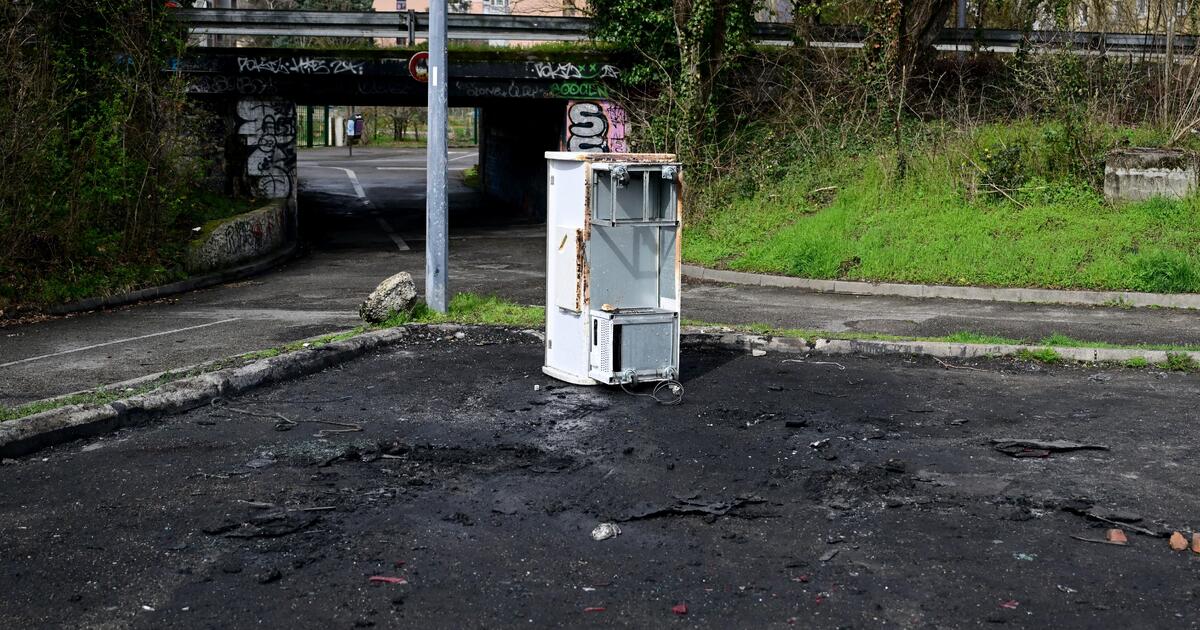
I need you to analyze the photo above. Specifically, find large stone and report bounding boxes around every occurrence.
[1104,148,1198,202]
[359,272,418,323]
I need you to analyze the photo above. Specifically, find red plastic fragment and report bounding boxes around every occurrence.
[1000,600,1019,610]
[368,576,408,585]
[584,607,606,613]
[671,603,688,615]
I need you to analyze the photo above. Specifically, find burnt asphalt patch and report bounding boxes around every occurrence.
[2,328,1199,628]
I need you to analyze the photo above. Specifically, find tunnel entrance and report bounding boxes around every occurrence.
[180,47,629,252]
[292,99,569,254]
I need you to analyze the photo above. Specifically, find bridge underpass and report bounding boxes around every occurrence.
[178,46,628,249]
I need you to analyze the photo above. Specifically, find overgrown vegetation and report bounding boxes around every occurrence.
[0,2,239,311]
[592,1,1200,293]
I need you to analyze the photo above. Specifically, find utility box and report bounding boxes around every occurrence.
[543,152,683,386]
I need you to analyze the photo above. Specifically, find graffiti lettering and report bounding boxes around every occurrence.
[187,75,277,95]
[236,99,297,199]
[564,100,627,153]
[237,57,365,76]
[549,82,609,99]
[527,61,620,81]
[458,81,551,99]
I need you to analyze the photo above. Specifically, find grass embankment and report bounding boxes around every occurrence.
[687,121,1200,293]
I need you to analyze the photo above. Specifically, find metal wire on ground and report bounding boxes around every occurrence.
[620,379,685,406]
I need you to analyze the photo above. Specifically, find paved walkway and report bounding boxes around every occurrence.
[3,146,1199,408]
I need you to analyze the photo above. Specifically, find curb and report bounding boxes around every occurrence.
[3,325,1192,459]
[46,242,301,316]
[681,328,1199,364]
[0,325,409,459]
[681,264,1200,309]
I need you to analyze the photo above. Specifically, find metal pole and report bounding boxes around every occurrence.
[306,104,314,148]
[324,104,330,146]
[956,0,967,60]
[407,9,417,47]
[426,0,449,313]
[349,105,354,158]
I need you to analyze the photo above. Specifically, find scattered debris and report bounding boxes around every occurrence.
[752,349,767,357]
[1012,553,1036,561]
[1169,532,1188,551]
[204,511,320,539]
[1106,529,1128,545]
[369,576,409,585]
[591,523,622,541]
[671,603,688,615]
[244,456,275,469]
[933,357,987,372]
[1089,373,1114,383]
[1063,507,1164,538]
[1193,533,1200,554]
[991,438,1109,458]
[810,439,830,449]
[1070,535,1131,546]
[583,607,606,613]
[617,495,765,522]
[819,549,840,562]
[213,399,362,438]
[949,419,969,426]
[1000,600,1020,610]
[1057,585,1078,594]
[257,568,283,584]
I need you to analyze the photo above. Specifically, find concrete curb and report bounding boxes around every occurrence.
[3,324,1190,459]
[0,326,409,458]
[681,328,1199,365]
[46,242,300,316]
[681,264,1200,309]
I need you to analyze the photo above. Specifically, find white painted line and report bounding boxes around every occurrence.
[448,153,477,162]
[377,166,470,172]
[310,164,368,202]
[0,319,241,369]
[373,214,411,252]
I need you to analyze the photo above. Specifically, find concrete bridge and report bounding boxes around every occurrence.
[177,46,630,224]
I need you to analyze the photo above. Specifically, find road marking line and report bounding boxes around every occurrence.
[310,164,368,202]
[376,167,470,171]
[373,214,411,252]
[449,153,477,162]
[0,319,241,369]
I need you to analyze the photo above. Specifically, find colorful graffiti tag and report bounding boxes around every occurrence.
[563,100,628,153]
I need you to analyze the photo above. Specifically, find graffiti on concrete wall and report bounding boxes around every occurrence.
[237,57,365,76]
[550,82,609,99]
[236,99,297,199]
[187,75,277,95]
[563,100,628,153]
[527,62,620,81]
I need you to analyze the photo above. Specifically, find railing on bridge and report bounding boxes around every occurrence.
[172,9,1197,56]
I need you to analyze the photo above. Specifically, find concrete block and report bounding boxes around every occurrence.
[186,200,288,274]
[1105,148,1198,202]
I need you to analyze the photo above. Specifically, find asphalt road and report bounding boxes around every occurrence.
[2,329,1198,628]
[3,146,1200,409]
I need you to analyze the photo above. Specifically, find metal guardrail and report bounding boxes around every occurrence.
[173,9,1197,54]
[174,9,591,41]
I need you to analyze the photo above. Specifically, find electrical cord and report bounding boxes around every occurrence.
[620,378,685,406]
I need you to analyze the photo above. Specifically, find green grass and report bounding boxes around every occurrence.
[1162,352,1200,372]
[1125,356,1151,368]
[687,121,1200,293]
[379,293,545,328]
[461,165,481,190]
[1016,347,1063,363]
